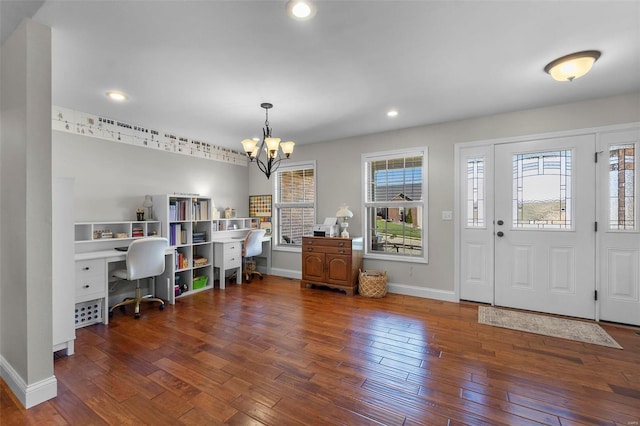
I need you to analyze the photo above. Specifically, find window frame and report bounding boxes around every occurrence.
[272,160,317,252]
[362,147,428,263]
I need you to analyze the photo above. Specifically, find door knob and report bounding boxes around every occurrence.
[497,220,504,226]
[496,231,504,237]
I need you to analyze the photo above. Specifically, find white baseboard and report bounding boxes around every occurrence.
[270,268,301,280]
[0,354,57,408]
[271,270,458,303]
[387,282,458,302]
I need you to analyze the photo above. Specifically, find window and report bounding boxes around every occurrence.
[363,148,427,262]
[609,144,636,230]
[512,150,572,229]
[274,161,316,248]
[466,157,485,227]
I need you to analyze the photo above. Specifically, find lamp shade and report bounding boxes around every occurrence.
[544,50,601,82]
[265,137,281,151]
[336,204,354,219]
[280,141,295,157]
[241,139,257,154]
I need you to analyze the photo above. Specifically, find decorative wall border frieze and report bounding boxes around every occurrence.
[52,105,248,166]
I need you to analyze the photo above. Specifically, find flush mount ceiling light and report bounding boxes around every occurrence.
[106,90,128,102]
[286,0,316,20]
[241,102,295,180]
[387,110,399,117]
[544,50,601,82]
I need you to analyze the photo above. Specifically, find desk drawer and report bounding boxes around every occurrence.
[75,259,106,300]
[224,253,242,269]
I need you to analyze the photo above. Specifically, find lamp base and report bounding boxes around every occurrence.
[341,229,350,238]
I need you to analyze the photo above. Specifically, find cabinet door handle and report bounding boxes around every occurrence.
[339,250,345,254]
[83,284,90,289]
[338,242,344,246]
[83,267,90,271]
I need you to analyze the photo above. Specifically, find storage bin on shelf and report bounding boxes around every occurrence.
[358,269,387,298]
[192,275,209,290]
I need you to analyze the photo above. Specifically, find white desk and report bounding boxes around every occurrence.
[211,236,271,289]
[74,248,174,327]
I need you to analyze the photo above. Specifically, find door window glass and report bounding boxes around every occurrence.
[609,144,635,230]
[512,150,572,229]
[466,157,485,227]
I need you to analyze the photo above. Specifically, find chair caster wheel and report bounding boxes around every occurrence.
[159,304,165,311]
[134,313,140,319]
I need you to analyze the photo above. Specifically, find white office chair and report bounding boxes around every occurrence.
[243,229,266,282]
[109,237,168,319]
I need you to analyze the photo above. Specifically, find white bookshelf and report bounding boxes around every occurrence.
[153,195,214,300]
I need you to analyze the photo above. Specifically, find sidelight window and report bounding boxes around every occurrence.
[609,144,636,230]
[466,157,485,227]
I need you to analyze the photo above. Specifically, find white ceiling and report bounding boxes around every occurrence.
[3,1,640,150]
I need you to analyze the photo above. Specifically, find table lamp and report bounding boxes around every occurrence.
[143,195,154,221]
[336,204,354,238]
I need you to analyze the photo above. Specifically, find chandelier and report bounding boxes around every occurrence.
[241,103,295,179]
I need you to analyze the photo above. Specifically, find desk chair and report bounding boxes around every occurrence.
[109,237,168,319]
[243,229,266,283]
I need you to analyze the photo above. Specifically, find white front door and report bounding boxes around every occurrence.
[494,135,596,318]
[598,128,640,326]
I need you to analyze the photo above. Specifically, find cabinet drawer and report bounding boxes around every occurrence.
[75,259,106,299]
[304,245,351,255]
[302,237,352,249]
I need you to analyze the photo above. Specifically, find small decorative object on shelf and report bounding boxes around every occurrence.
[136,208,144,221]
[224,207,236,219]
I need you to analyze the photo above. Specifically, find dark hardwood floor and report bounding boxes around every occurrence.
[2,275,640,425]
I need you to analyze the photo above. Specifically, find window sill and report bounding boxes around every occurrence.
[364,253,428,264]
[273,244,301,253]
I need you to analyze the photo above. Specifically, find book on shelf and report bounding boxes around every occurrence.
[132,226,144,237]
[192,232,206,243]
[192,199,209,221]
[193,255,208,267]
[169,223,182,246]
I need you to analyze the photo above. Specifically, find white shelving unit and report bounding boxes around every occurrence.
[213,217,256,235]
[154,195,214,301]
[75,221,161,247]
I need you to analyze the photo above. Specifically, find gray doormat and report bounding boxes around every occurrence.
[478,306,623,349]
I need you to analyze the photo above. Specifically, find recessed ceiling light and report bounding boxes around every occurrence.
[286,0,316,20]
[387,110,399,117]
[106,90,128,102]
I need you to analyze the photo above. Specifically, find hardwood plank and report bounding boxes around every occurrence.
[2,275,639,425]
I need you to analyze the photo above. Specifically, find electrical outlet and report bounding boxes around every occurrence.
[442,211,453,220]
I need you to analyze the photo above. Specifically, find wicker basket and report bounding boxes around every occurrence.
[358,269,387,298]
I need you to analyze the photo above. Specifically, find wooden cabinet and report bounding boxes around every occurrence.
[301,237,363,296]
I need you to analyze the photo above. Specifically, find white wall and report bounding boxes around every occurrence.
[252,92,640,299]
[53,131,250,221]
[0,18,56,408]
